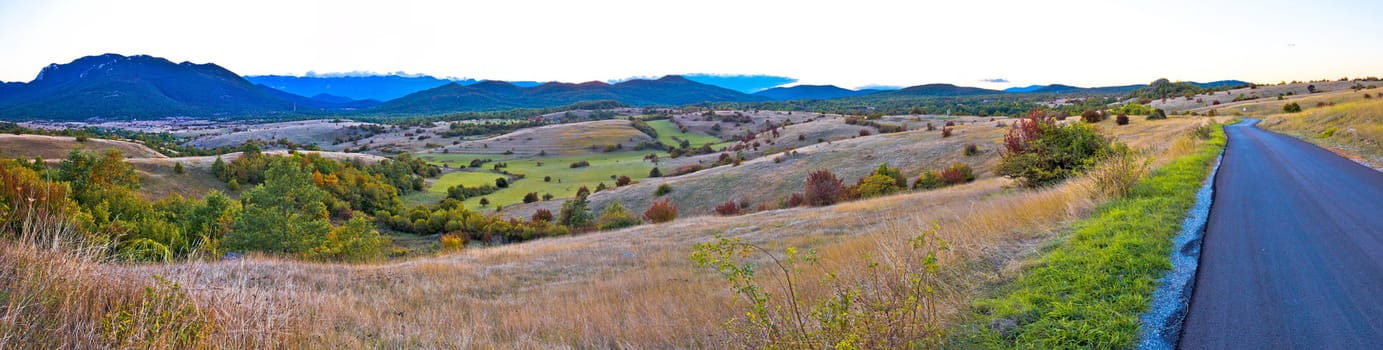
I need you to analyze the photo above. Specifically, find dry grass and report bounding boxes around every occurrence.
[1261,96,1383,169]
[0,134,167,159]
[4,116,1210,348]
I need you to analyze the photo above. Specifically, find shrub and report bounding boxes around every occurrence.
[858,129,872,137]
[173,162,184,174]
[938,163,976,185]
[595,182,609,192]
[785,192,807,207]
[649,167,663,177]
[597,201,641,230]
[913,170,944,190]
[542,193,554,201]
[495,177,509,188]
[944,121,956,127]
[569,160,590,168]
[643,199,678,223]
[439,233,466,252]
[1283,102,1302,113]
[1081,110,1102,123]
[557,195,593,229]
[715,199,742,215]
[854,174,901,198]
[1115,114,1130,125]
[654,183,673,196]
[941,126,953,138]
[522,192,539,203]
[544,175,551,182]
[1365,93,1374,99]
[616,175,632,186]
[478,197,489,206]
[531,209,554,223]
[963,144,980,156]
[804,169,846,206]
[1147,108,1168,120]
[997,114,1112,187]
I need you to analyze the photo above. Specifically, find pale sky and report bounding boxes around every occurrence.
[1,0,1381,89]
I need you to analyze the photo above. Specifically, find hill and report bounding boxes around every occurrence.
[245,74,469,101]
[679,74,796,94]
[0,54,358,120]
[372,75,768,114]
[881,83,1002,97]
[753,85,877,100]
[0,133,168,159]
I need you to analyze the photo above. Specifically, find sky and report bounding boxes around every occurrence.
[1,0,1381,89]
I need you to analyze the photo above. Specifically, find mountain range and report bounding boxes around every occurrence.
[0,53,1252,120]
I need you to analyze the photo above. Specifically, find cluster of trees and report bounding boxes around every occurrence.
[441,119,549,138]
[0,149,389,262]
[757,161,980,214]
[381,198,569,242]
[213,148,437,216]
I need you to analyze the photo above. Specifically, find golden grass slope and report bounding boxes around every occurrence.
[0,117,1208,348]
[442,119,656,156]
[1261,93,1383,169]
[0,134,167,159]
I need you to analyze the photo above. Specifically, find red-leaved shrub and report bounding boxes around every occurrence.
[804,169,846,206]
[643,198,678,223]
[531,209,554,223]
[939,163,976,185]
[715,200,741,216]
[786,192,806,207]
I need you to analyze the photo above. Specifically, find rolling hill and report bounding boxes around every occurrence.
[370,75,769,114]
[753,85,879,100]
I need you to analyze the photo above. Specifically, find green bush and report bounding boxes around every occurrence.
[996,117,1111,188]
[557,195,593,229]
[1146,108,1168,120]
[913,170,945,190]
[1283,102,1302,113]
[597,201,641,230]
[655,183,673,196]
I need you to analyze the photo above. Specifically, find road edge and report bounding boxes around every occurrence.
[1135,144,1226,349]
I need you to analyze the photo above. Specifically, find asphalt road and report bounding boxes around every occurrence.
[1179,120,1383,349]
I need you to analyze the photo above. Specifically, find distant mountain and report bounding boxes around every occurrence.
[1003,85,1046,93]
[245,74,465,101]
[372,75,768,114]
[753,85,878,100]
[0,54,356,120]
[882,84,1002,97]
[679,74,796,94]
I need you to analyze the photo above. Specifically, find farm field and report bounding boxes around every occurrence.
[411,150,666,209]
[646,119,722,147]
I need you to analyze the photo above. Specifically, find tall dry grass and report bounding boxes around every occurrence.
[2,117,1212,348]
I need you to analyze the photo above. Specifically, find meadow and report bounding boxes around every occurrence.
[411,150,666,209]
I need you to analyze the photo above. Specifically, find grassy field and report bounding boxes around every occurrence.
[4,113,1220,348]
[409,150,666,209]
[1260,94,1383,169]
[955,122,1227,348]
[646,119,722,147]
[0,134,167,159]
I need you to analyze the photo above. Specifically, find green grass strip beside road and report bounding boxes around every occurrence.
[955,124,1227,349]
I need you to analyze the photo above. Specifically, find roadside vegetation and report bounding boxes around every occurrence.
[954,121,1226,348]
[1262,94,1383,168]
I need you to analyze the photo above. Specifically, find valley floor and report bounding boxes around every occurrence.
[4,115,1213,348]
